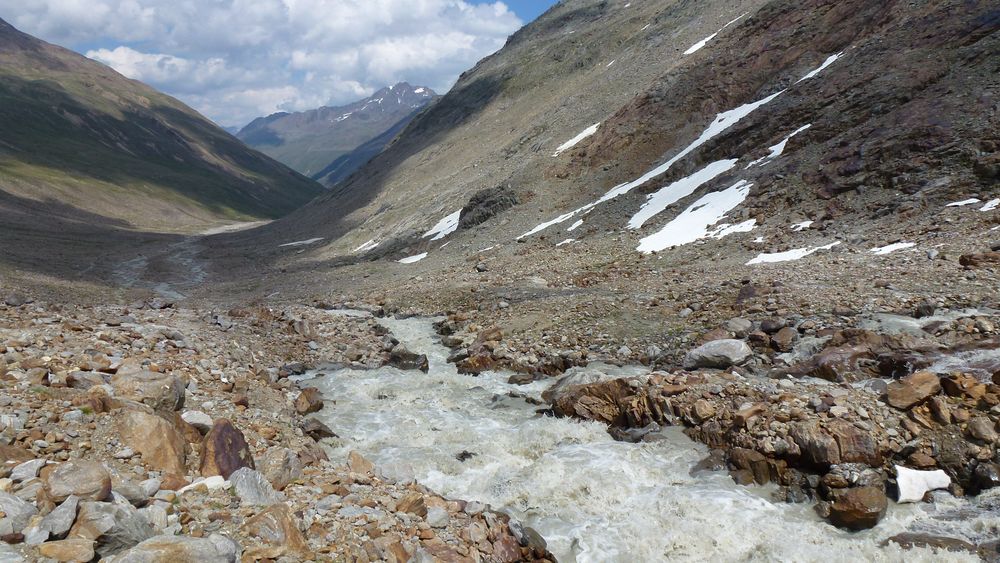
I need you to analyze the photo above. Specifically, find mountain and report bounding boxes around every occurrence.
[238,0,996,267]
[0,17,323,233]
[236,83,437,181]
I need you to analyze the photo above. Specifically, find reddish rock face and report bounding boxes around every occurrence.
[886,371,941,410]
[199,419,254,479]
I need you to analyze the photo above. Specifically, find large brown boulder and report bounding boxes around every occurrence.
[199,419,254,478]
[103,535,237,562]
[790,421,841,468]
[827,420,882,466]
[43,461,111,502]
[827,487,888,530]
[114,410,187,475]
[886,371,940,410]
[294,388,323,415]
[110,371,185,412]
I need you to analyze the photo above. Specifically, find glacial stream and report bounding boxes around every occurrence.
[304,315,998,562]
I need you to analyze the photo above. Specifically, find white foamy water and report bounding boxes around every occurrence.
[303,316,994,563]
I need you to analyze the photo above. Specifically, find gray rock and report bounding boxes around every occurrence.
[683,340,753,369]
[10,459,45,482]
[0,491,38,534]
[103,535,237,562]
[138,479,161,498]
[138,505,169,531]
[114,482,147,507]
[388,347,430,372]
[0,543,25,563]
[41,495,79,537]
[110,370,185,412]
[725,318,753,337]
[181,410,214,433]
[228,468,283,506]
[426,506,449,528]
[73,500,155,557]
[22,525,49,545]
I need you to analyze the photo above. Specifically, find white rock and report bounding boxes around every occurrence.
[181,410,214,433]
[177,476,227,495]
[895,465,950,503]
[426,506,449,528]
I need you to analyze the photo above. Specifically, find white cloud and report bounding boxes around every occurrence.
[2,0,522,126]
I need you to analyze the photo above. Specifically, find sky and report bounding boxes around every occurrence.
[0,0,559,128]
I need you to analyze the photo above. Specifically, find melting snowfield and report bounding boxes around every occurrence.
[423,210,462,241]
[871,242,916,255]
[398,252,428,264]
[554,123,601,156]
[746,242,841,265]
[304,316,991,563]
[637,180,754,252]
[279,237,324,248]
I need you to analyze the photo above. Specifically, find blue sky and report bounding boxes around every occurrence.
[0,1,551,127]
[493,0,558,23]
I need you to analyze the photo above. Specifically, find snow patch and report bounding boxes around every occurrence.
[568,219,584,232]
[556,238,576,247]
[746,125,811,168]
[790,221,814,232]
[279,238,324,248]
[398,253,428,264]
[796,52,844,84]
[870,242,915,255]
[354,239,379,253]
[554,123,601,156]
[627,159,738,230]
[637,181,754,253]
[946,198,981,207]
[683,13,747,55]
[423,210,462,241]
[981,199,1000,212]
[895,466,950,503]
[746,242,841,265]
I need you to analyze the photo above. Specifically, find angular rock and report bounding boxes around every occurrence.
[68,501,154,557]
[199,419,254,479]
[259,448,303,491]
[299,418,337,441]
[790,421,840,468]
[827,419,882,466]
[10,459,45,482]
[683,340,752,369]
[110,371,185,412]
[103,535,237,562]
[347,451,374,475]
[967,417,998,443]
[36,539,95,562]
[772,327,798,353]
[228,468,283,506]
[895,466,950,503]
[396,492,427,517]
[180,411,214,434]
[828,487,887,530]
[294,388,323,415]
[41,495,79,537]
[242,503,308,555]
[43,461,110,504]
[0,492,37,535]
[426,506,449,528]
[388,347,429,372]
[972,463,1000,493]
[886,371,940,410]
[114,410,186,476]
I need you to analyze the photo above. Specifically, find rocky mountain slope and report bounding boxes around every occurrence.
[237,83,437,182]
[0,17,323,233]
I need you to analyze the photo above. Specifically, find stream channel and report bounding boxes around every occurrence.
[300,314,998,562]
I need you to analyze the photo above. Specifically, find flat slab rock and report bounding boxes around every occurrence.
[683,339,752,369]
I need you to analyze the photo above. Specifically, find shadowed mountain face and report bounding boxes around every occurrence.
[237,83,437,181]
[0,17,323,233]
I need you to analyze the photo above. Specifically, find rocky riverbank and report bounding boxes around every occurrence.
[0,296,550,562]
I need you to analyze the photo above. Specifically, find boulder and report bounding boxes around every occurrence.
[972,463,1000,493]
[36,539,95,562]
[895,466,950,503]
[828,487,887,530]
[110,371,185,412]
[683,340,752,369]
[259,448,303,491]
[199,419,254,479]
[790,421,840,468]
[772,327,798,353]
[114,410,186,476]
[10,459,45,482]
[0,491,37,535]
[228,468,283,506]
[44,461,111,503]
[827,420,882,466]
[388,347,429,372]
[886,371,940,410]
[41,495,80,537]
[242,503,308,555]
[294,388,323,415]
[68,501,155,557]
[967,417,998,443]
[299,418,337,441]
[348,451,375,475]
[396,492,427,517]
[180,411,214,434]
[103,535,237,563]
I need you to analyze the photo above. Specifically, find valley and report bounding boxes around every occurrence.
[0,0,998,561]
